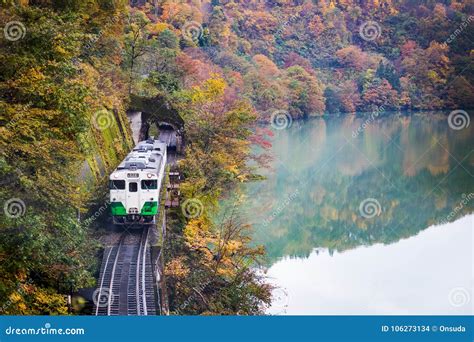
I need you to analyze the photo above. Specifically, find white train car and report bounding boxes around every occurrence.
[109,138,167,225]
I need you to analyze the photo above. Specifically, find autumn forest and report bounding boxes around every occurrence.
[0,0,473,315]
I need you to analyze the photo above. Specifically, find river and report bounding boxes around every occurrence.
[238,112,473,315]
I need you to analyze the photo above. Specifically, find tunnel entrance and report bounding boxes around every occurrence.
[146,122,182,153]
[128,94,185,154]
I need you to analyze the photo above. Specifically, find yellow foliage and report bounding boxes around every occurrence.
[427,70,439,82]
[33,289,68,315]
[225,163,239,175]
[190,75,226,103]
[150,22,170,35]
[9,292,22,303]
[225,240,243,254]
[165,256,191,279]
[184,217,211,246]
[328,0,336,10]
[54,45,67,56]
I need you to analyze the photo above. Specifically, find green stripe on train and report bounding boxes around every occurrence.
[141,201,158,215]
[110,202,127,216]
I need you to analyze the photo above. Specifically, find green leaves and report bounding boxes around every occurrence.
[0,1,131,314]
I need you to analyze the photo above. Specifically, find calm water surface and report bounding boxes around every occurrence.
[239,113,474,315]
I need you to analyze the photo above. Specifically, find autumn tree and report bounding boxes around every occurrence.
[362,78,399,110]
[162,75,271,314]
[0,1,132,314]
[283,66,326,118]
[399,40,451,109]
[123,10,153,94]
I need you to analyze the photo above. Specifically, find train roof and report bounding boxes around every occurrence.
[112,139,166,174]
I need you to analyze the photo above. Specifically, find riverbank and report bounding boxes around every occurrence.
[257,108,472,126]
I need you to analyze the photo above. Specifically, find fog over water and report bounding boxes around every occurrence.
[238,113,474,314]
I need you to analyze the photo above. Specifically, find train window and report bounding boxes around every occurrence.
[110,180,125,190]
[141,180,157,190]
[129,182,138,192]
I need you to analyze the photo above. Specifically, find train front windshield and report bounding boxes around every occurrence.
[141,180,157,189]
[110,180,125,189]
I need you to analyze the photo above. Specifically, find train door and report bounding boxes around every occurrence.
[126,181,140,214]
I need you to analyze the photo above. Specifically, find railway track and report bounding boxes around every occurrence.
[94,227,156,315]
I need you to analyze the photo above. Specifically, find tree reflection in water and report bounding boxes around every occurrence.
[238,113,474,264]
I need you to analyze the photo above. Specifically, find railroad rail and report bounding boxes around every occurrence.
[94,227,156,315]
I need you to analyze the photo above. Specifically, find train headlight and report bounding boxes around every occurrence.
[147,173,153,178]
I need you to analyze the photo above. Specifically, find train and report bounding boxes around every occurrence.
[109,138,167,225]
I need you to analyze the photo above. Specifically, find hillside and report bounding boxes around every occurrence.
[130,0,473,119]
